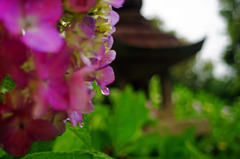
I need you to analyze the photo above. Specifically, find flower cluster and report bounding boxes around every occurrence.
[0,0,124,156]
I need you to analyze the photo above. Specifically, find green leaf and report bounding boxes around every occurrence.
[20,151,114,159]
[89,105,112,152]
[0,148,14,159]
[123,133,162,157]
[53,125,84,152]
[28,141,54,154]
[185,141,210,159]
[91,130,112,152]
[66,115,92,150]
[149,75,162,107]
[92,151,114,159]
[0,147,7,158]
[109,86,148,151]
[0,75,16,93]
[0,93,4,103]
[21,151,91,159]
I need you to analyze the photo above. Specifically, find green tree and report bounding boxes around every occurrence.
[218,0,240,99]
[220,0,240,69]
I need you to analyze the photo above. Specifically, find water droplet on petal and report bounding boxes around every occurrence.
[80,122,85,128]
[101,87,110,96]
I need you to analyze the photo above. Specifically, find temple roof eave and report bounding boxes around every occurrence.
[113,38,205,65]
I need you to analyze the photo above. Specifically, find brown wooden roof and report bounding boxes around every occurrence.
[111,0,205,89]
[114,10,184,48]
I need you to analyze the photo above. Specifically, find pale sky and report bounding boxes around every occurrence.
[141,0,231,77]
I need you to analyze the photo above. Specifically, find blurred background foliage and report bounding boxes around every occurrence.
[2,80,240,159]
[170,0,240,104]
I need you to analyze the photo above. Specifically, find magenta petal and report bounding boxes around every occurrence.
[0,0,22,34]
[34,80,68,114]
[105,0,124,8]
[106,36,114,50]
[0,38,29,87]
[68,111,83,127]
[24,0,62,25]
[33,79,68,117]
[22,26,64,53]
[94,42,106,59]
[99,50,116,68]
[95,66,115,95]
[32,87,49,118]
[32,53,49,79]
[108,10,119,26]
[79,17,95,38]
[33,45,71,79]
[47,80,68,110]
[69,68,94,113]
[47,46,71,78]
[26,120,60,141]
[3,130,33,157]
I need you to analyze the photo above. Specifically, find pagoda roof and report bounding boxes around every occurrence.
[111,0,205,85]
[113,39,205,66]
[114,10,184,49]
[113,9,205,65]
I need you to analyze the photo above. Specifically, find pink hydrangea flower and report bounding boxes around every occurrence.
[77,17,96,39]
[69,66,95,114]
[95,50,116,95]
[32,46,72,117]
[0,0,124,156]
[0,95,63,157]
[68,111,83,127]
[66,17,96,52]
[0,0,63,53]
[32,46,95,121]
[87,49,116,95]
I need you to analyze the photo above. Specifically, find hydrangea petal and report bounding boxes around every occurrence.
[24,0,62,25]
[32,90,48,118]
[104,0,124,8]
[26,120,60,141]
[0,0,22,34]
[99,50,116,68]
[0,38,29,87]
[69,67,94,113]
[106,36,114,50]
[68,111,83,127]
[33,45,71,79]
[95,66,115,95]
[48,51,71,78]
[32,46,71,115]
[108,10,119,26]
[46,80,68,110]
[22,26,64,53]
[77,17,95,38]
[2,130,33,157]
[33,79,68,118]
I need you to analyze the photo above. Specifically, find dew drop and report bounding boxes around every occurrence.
[80,122,85,128]
[101,87,110,96]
